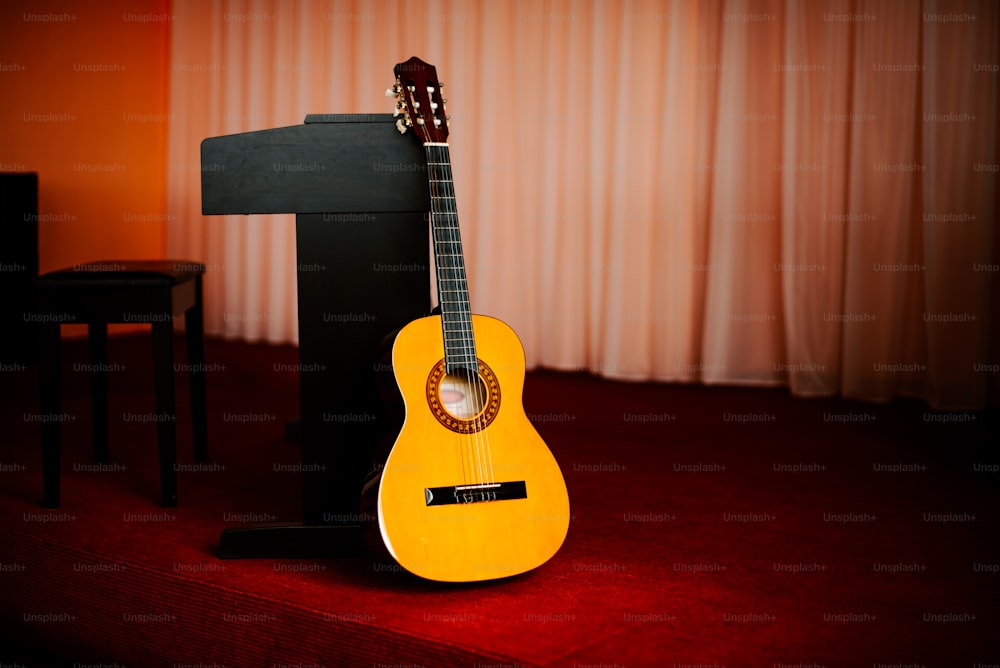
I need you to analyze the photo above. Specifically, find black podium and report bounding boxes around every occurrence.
[201,114,431,557]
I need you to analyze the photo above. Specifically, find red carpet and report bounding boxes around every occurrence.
[1,335,997,666]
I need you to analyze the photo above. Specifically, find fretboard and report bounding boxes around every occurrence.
[425,143,477,374]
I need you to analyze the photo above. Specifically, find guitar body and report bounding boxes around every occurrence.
[363,56,570,582]
[366,314,570,582]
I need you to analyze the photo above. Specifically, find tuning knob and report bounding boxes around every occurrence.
[395,119,408,134]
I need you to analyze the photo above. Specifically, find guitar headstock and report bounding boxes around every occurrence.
[387,56,449,143]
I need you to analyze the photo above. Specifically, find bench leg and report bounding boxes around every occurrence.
[88,322,109,463]
[39,323,62,508]
[186,277,208,463]
[152,321,177,507]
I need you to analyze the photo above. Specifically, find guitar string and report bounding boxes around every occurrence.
[428,141,480,486]
[446,140,494,490]
[428,142,474,488]
[437,143,489,488]
[408,83,484,493]
[417,118,461,485]
[429,142,494,489]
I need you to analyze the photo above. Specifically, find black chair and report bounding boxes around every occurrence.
[34,260,208,508]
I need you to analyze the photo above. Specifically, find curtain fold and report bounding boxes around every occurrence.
[779,0,853,397]
[166,0,998,408]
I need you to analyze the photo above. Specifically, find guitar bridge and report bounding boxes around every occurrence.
[424,481,527,506]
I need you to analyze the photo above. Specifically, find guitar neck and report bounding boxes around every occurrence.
[426,142,477,375]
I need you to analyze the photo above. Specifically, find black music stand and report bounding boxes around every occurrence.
[201,114,431,557]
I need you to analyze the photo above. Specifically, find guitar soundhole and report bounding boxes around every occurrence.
[426,359,501,434]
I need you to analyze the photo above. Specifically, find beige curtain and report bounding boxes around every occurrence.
[166,0,998,408]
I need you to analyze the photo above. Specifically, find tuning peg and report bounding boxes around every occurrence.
[385,87,395,97]
[426,85,435,93]
[396,119,408,134]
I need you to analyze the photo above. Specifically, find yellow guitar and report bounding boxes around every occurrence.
[361,57,570,582]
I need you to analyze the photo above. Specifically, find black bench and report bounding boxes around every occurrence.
[33,260,208,507]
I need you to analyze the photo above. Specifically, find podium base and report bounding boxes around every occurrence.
[218,523,365,559]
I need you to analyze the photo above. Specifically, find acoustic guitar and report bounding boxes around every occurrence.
[361,57,570,582]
